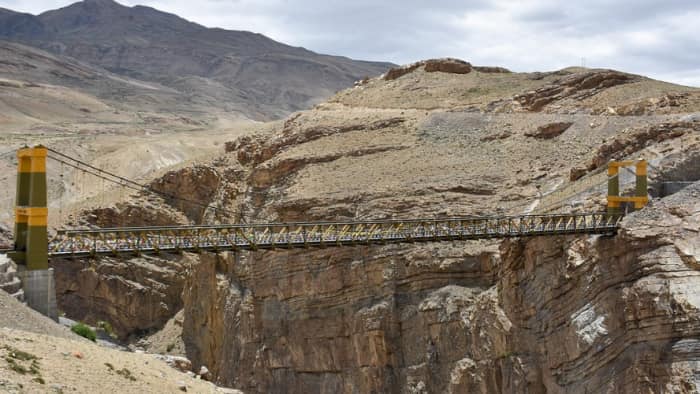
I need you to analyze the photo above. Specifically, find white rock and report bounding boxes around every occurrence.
[680,113,700,122]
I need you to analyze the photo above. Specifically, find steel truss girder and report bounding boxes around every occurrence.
[47,213,623,258]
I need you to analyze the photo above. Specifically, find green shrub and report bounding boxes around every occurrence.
[71,323,97,342]
[117,368,137,381]
[97,320,117,339]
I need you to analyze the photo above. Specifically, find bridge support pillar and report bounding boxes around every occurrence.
[17,267,58,321]
[9,146,56,320]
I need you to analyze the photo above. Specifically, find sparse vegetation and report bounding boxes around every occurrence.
[97,320,117,339]
[3,345,43,381]
[116,367,137,381]
[106,362,137,381]
[5,356,29,374]
[3,346,38,362]
[71,322,97,342]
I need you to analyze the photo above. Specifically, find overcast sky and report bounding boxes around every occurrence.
[3,0,699,86]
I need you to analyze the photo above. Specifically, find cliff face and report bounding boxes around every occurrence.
[499,182,700,392]
[180,183,700,393]
[52,254,194,338]
[182,243,501,393]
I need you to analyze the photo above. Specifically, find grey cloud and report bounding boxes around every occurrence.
[1,0,699,86]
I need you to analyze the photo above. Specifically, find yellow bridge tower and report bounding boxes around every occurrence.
[8,145,56,320]
[607,160,649,214]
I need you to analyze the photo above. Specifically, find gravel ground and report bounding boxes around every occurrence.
[0,289,75,340]
[0,290,241,393]
[0,327,233,393]
[0,290,240,393]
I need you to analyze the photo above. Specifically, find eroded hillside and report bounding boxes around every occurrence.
[46,60,700,393]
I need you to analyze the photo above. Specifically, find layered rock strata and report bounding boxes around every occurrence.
[52,254,194,339]
[180,183,700,393]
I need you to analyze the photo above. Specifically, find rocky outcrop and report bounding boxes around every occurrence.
[150,166,222,223]
[525,122,573,139]
[588,120,697,171]
[648,145,700,197]
[227,117,406,166]
[52,254,194,339]
[0,219,19,302]
[423,59,473,74]
[514,70,639,112]
[84,201,188,228]
[498,181,700,392]
[384,59,472,81]
[0,254,24,302]
[473,66,511,74]
[249,145,409,189]
[601,93,696,116]
[0,223,11,249]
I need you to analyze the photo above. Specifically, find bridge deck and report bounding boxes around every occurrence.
[46,213,622,258]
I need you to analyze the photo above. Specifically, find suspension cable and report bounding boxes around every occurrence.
[46,149,241,220]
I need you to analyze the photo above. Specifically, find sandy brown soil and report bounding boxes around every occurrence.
[0,327,230,393]
[0,290,237,393]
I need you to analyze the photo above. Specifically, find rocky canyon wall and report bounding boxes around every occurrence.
[52,254,195,338]
[499,182,700,393]
[182,242,501,393]
[181,183,700,393]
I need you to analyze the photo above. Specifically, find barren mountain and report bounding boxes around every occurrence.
[0,0,392,120]
[0,40,220,130]
[0,40,263,229]
[33,60,700,393]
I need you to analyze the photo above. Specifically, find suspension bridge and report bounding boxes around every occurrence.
[1,146,649,268]
[0,144,652,319]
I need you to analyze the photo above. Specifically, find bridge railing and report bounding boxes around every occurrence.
[47,213,623,257]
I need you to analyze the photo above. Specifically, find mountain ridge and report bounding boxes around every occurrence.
[0,0,393,120]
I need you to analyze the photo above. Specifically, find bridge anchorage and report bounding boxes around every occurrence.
[1,145,650,317]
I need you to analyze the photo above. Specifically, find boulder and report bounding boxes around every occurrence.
[0,223,11,249]
[525,121,573,139]
[154,354,193,374]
